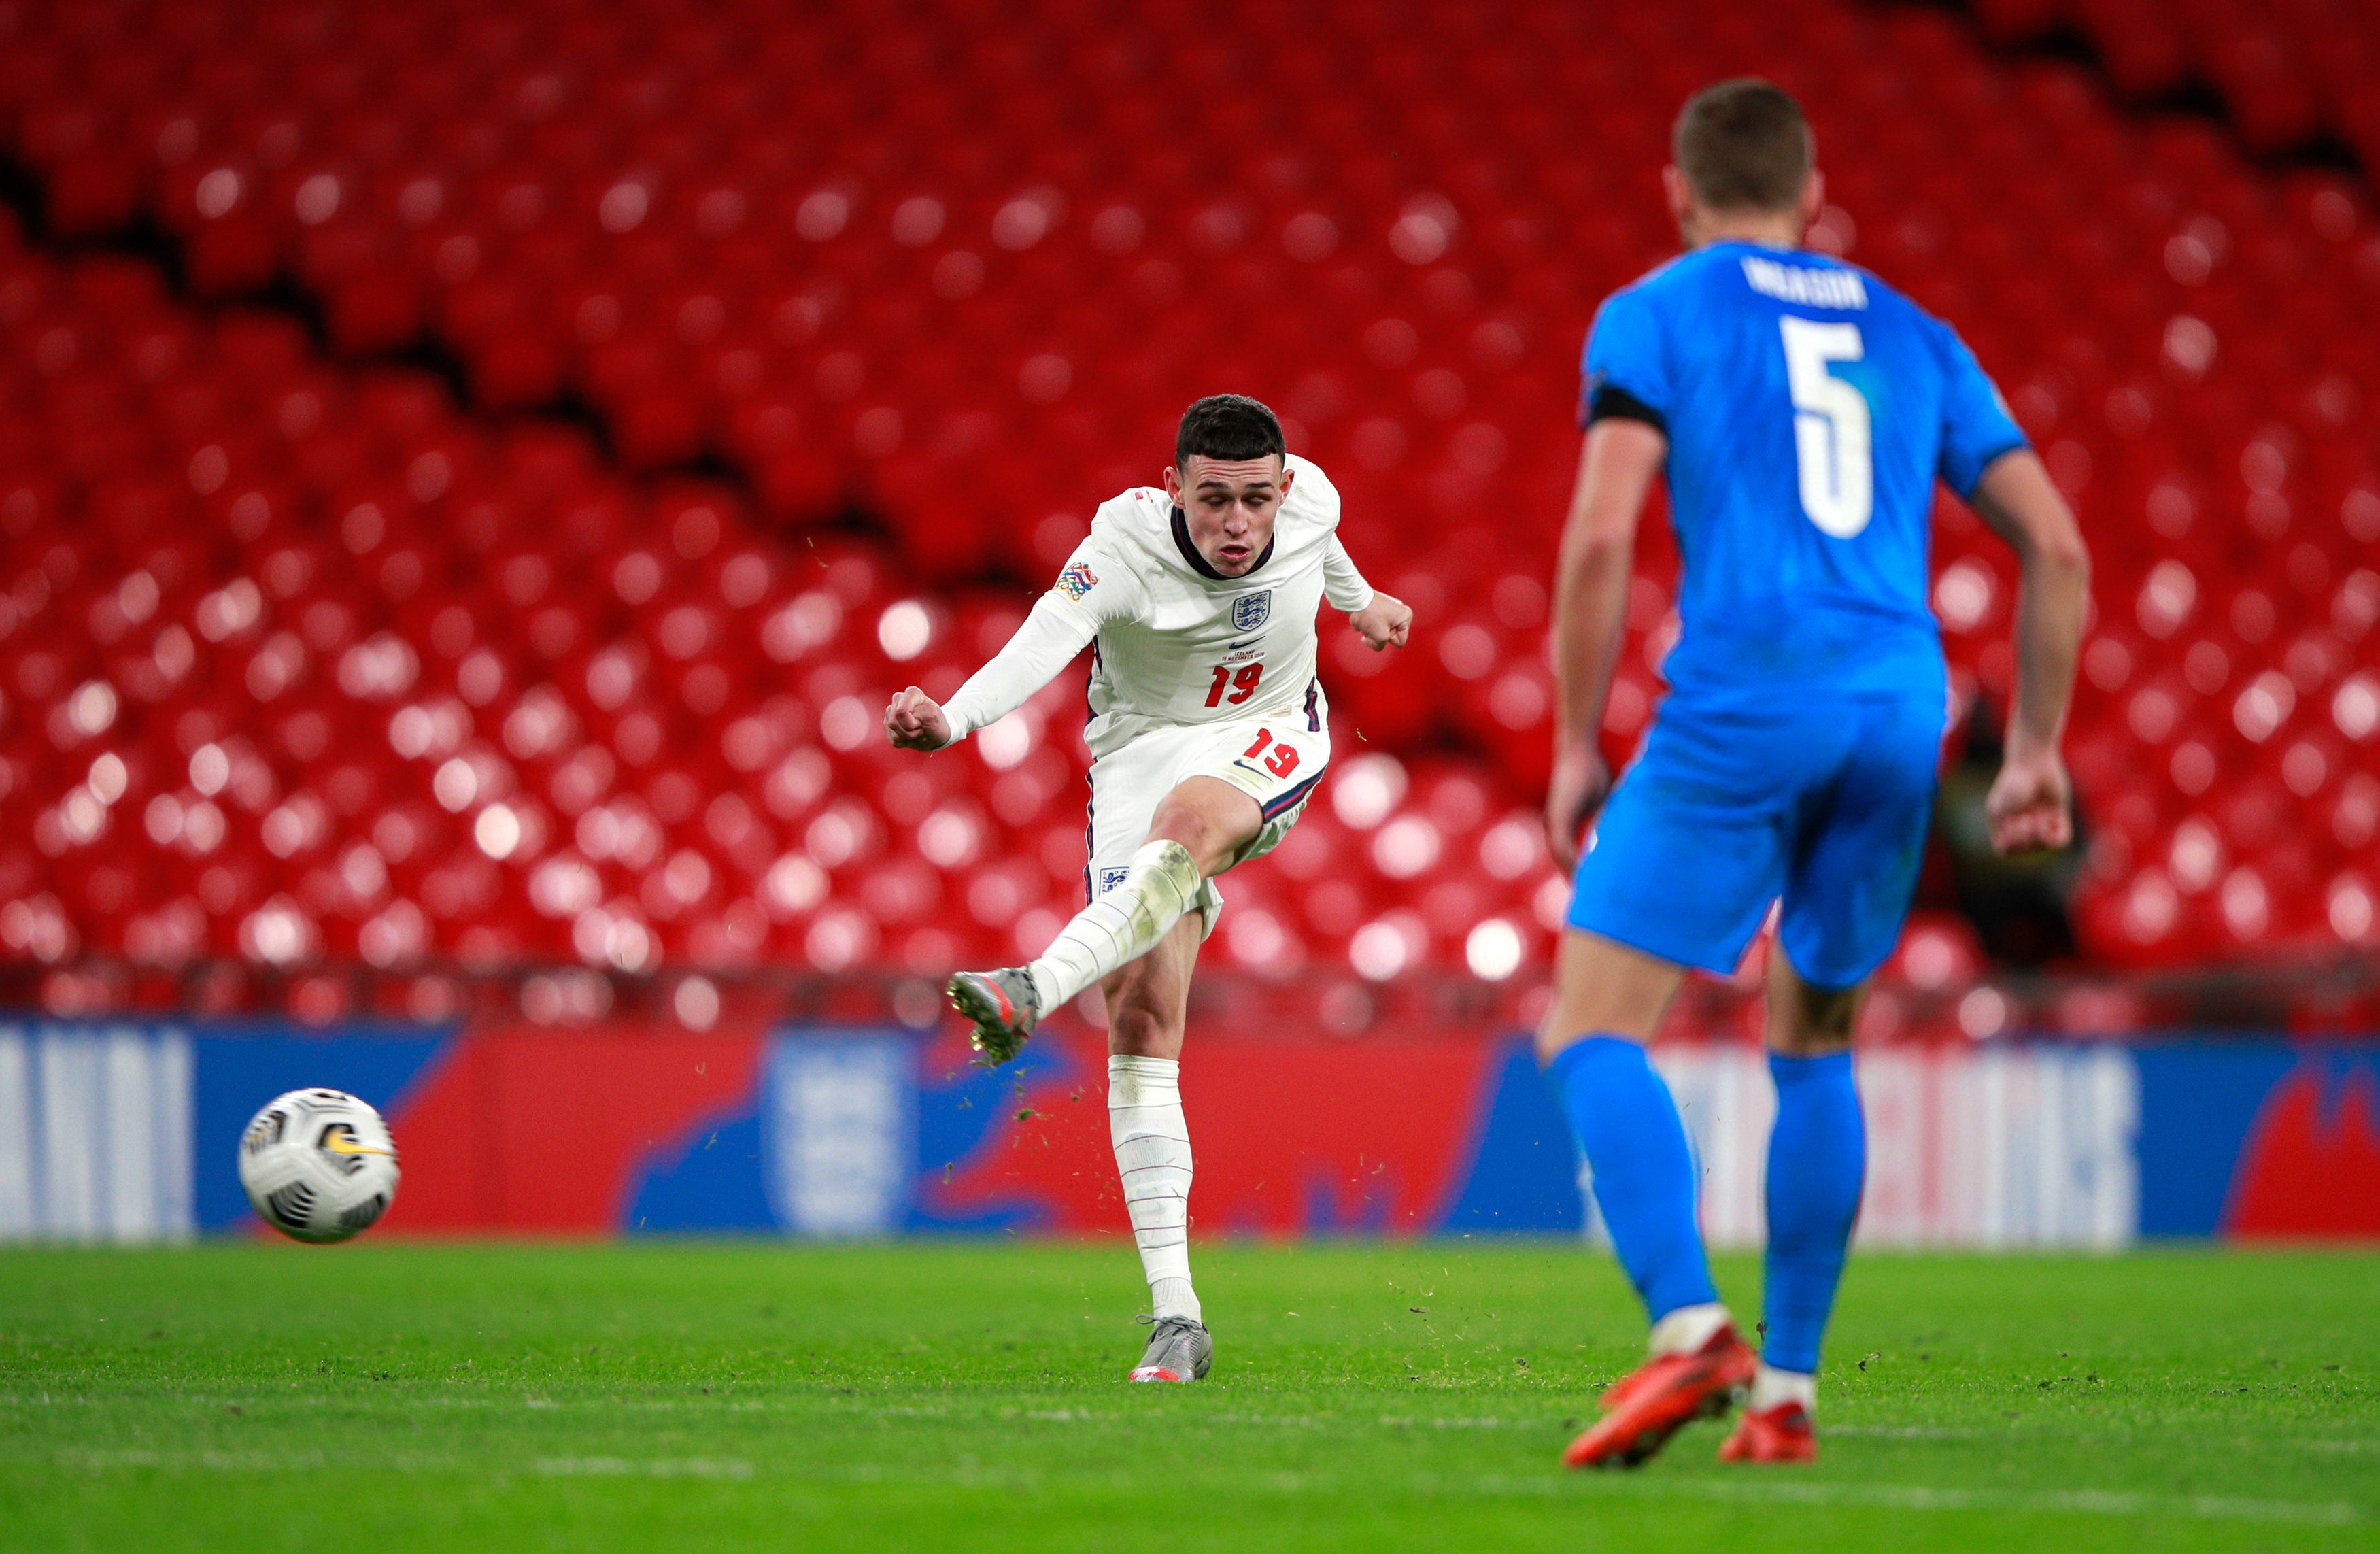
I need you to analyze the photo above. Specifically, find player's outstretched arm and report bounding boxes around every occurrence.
[883,590,1105,755]
[1969,447,2091,855]
[1545,419,1665,867]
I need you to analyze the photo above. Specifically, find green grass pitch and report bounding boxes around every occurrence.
[1,1241,2373,1552]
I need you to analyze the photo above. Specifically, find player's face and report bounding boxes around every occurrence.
[1164,456,1291,577]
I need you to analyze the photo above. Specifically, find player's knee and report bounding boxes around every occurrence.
[1769,1023,1854,1057]
[1533,1024,1582,1067]
[1149,777,1265,873]
[1144,799,1202,849]
[1535,935,1678,1060]
[1767,991,1859,1055]
[1535,1021,1648,1067]
[1146,802,1229,875]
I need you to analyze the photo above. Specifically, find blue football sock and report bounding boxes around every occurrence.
[1544,1035,1719,1323]
[1761,1049,1866,1375]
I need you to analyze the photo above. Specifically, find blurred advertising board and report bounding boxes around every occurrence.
[0,1019,2373,1245]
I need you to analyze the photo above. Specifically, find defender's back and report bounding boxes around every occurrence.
[1582,240,2026,707]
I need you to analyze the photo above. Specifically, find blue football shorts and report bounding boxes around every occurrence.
[1567,687,1945,991]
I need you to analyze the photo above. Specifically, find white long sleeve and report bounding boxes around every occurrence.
[1323,535,1376,613]
[941,593,1100,742]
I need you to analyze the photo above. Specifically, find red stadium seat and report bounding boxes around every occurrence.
[0,0,2374,1009]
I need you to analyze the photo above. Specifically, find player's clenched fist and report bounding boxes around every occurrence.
[1350,593,1412,652]
[1984,745,2074,856]
[1543,743,1612,871]
[884,686,952,751]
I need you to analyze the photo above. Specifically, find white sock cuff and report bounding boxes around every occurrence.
[1108,1053,1181,1109]
[1150,1275,1200,1323]
[1750,1364,1817,1413]
[1647,1302,1731,1357]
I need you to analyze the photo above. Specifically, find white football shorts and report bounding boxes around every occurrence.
[1083,713,1331,936]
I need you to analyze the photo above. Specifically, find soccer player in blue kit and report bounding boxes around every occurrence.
[1542,80,2090,1468]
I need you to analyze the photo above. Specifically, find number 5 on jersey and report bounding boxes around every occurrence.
[1780,316,1873,538]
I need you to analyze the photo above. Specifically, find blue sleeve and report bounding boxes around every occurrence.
[1579,285,1671,431]
[1931,320,2027,499]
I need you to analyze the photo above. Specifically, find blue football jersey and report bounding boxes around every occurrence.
[1580,241,2027,707]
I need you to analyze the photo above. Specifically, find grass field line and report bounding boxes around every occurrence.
[40,1446,2368,1526]
[56,1449,331,1473]
[1544,1476,2366,1526]
[533,1457,755,1480]
[0,1393,2290,1451]
[50,1448,753,1481]
[4,1389,2365,1455]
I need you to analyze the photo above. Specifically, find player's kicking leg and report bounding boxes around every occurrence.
[1542,930,1756,1469]
[1720,950,1865,1464]
[948,774,1263,1381]
[947,774,1253,1062]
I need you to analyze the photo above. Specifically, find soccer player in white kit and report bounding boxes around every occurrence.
[883,395,1412,1382]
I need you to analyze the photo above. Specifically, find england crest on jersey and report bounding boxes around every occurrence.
[1232,591,1271,631]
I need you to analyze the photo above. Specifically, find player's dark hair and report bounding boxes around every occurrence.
[1176,394,1285,468]
[1672,78,1813,212]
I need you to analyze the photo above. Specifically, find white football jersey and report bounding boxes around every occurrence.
[1055,456,1374,756]
[940,455,1377,759]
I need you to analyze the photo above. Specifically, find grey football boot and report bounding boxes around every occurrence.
[1129,1315,1213,1384]
[945,966,1041,1067]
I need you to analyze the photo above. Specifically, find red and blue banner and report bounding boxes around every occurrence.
[1,1017,2375,1243]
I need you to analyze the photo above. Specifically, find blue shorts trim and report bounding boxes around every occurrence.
[1261,769,1325,820]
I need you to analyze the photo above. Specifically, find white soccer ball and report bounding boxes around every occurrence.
[237,1088,401,1243]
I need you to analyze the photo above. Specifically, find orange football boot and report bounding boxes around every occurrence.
[1562,1324,1757,1469]
[1720,1401,1818,1463]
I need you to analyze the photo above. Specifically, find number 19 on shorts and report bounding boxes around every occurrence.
[1241,727,1299,778]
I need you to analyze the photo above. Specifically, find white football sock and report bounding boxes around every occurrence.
[1109,1054,1200,1324]
[1750,1364,1816,1413]
[1647,1301,1733,1357]
[1027,839,1202,1010]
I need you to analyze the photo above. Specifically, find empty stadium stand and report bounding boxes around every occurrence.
[0,0,2373,1024]
[1971,0,2380,164]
